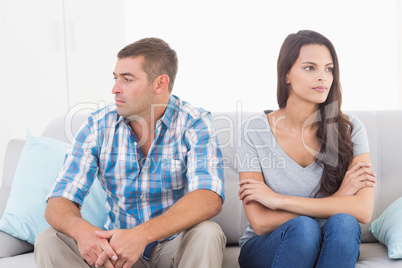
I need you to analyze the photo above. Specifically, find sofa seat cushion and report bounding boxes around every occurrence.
[357,243,402,267]
[0,252,36,267]
[0,231,33,258]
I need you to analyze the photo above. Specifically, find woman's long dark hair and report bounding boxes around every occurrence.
[277,30,354,197]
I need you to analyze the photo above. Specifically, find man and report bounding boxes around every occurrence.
[34,38,226,268]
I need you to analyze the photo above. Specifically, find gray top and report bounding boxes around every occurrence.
[236,112,370,247]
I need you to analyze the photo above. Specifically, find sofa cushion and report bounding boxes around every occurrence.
[210,112,255,244]
[0,132,107,246]
[357,242,402,267]
[0,251,36,267]
[369,197,402,259]
[0,231,33,258]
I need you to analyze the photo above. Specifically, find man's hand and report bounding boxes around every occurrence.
[45,197,118,268]
[94,228,148,268]
[74,225,117,268]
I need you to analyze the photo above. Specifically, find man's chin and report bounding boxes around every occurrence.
[117,110,144,122]
[116,108,129,118]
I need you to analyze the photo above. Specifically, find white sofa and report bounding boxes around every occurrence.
[1,110,402,267]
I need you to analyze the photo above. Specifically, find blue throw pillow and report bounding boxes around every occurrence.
[369,197,402,259]
[0,132,107,244]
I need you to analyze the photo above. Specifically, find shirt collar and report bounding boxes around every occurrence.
[159,94,179,129]
[115,112,126,126]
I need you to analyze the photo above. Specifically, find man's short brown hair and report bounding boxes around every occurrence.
[117,38,178,92]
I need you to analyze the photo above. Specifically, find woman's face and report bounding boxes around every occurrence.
[286,44,334,106]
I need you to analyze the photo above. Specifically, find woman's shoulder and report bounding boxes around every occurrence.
[237,111,274,146]
[238,111,270,130]
[344,112,357,122]
[343,113,365,131]
[343,113,369,150]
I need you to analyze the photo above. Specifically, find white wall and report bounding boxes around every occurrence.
[399,0,402,107]
[0,0,69,189]
[125,0,401,113]
[0,0,125,186]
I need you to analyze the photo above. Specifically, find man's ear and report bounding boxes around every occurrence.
[154,74,170,95]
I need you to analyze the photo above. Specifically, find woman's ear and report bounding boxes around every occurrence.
[285,75,290,84]
[154,74,170,95]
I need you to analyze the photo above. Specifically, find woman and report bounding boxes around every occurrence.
[236,30,376,268]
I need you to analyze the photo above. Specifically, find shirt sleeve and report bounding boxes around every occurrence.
[47,115,100,208]
[184,112,225,202]
[348,114,370,157]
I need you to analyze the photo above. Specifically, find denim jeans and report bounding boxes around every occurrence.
[238,214,361,268]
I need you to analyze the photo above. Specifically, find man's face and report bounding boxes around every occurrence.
[112,56,155,119]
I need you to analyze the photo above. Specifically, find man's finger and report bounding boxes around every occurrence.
[83,252,97,267]
[95,251,112,268]
[95,230,114,239]
[99,238,118,261]
[104,259,116,268]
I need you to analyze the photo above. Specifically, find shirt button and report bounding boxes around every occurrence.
[140,195,144,199]
[134,142,138,146]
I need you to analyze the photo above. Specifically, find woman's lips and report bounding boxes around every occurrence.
[313,86,327,92]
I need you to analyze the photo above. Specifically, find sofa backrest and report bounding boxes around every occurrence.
[345,110,402,242]
[3,110,402,244]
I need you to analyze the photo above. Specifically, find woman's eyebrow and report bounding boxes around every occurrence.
[301,61,334,66]
[301,61,317,65]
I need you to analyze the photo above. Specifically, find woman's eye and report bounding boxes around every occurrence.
[326,67,333,72]
[304,66,314,71]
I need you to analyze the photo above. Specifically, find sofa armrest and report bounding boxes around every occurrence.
[0,139,33,258]
[0,187,10,219]
[0,139,24,218]
[2,139,25,189]
[0,231,33,258]
[0,139,25,217]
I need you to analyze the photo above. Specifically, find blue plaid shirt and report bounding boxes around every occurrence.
[49,95,225,232]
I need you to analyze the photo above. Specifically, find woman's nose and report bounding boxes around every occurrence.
[317,70,327,82]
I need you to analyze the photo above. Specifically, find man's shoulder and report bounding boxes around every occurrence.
[89,104,119,124]
[172,95,211,124]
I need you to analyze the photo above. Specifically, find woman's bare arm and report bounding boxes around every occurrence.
[239,153,376,235]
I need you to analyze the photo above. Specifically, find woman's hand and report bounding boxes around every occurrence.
[238,178,282,210]
[334,161,376,197]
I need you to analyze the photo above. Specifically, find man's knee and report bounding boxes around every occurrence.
[184,220,226,245]
[35,227,59,251]
[35,227,63,266]
[173,221,226,267]
[35,227,82,267]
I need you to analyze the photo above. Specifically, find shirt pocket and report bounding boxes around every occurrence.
[160,158,186,190]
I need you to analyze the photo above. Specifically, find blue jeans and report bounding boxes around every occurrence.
[239,214,361,268]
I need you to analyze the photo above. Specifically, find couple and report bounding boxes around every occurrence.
[34,30,376,268]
